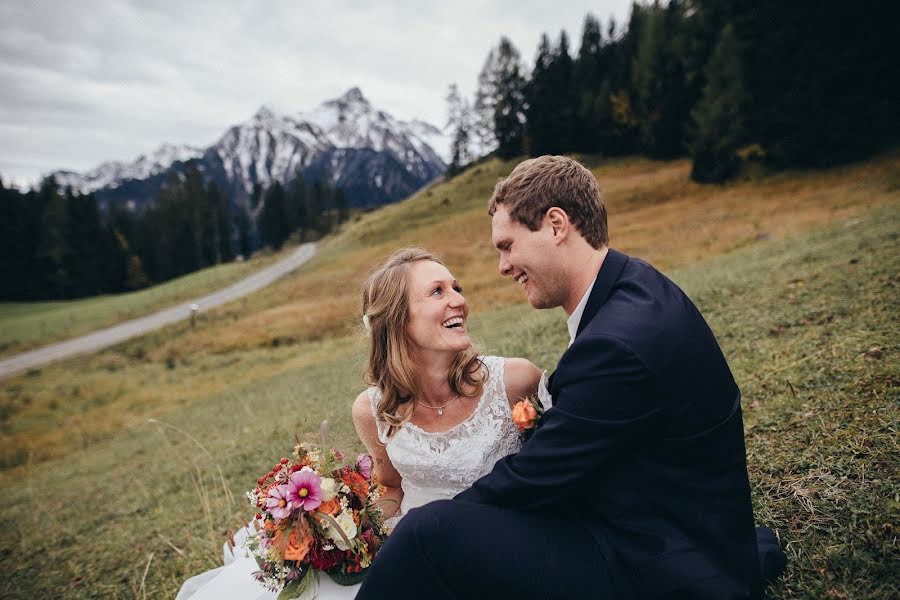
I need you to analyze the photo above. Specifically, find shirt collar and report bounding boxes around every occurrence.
[567,275,597,346]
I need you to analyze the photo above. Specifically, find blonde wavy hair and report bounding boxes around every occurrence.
[362,248,485,437]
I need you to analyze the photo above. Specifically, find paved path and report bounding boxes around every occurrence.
[0,243,317,380]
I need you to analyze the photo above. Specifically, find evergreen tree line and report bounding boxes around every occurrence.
[254,173,349,252]
[0,164,349,301]
[446,0,898,182]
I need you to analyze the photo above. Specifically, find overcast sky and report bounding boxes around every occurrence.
[0,0,633,187]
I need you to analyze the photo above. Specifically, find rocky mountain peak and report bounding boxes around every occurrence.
[50,88,447,211]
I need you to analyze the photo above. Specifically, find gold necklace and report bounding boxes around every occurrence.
[417,394,461,416]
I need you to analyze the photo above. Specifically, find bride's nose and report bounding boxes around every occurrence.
[448,288,466,308]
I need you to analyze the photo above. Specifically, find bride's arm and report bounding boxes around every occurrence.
[352,391,404,519]
[503,358,543,409]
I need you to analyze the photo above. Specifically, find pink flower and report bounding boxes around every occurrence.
[286,467,323,512]
[265,485,293,521]
[356,453,373,480]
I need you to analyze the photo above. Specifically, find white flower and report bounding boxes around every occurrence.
[320,477,339,501]
[324,510,358,551]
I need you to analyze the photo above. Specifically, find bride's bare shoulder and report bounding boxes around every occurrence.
[502,357,542,405]
[352,390,374,422]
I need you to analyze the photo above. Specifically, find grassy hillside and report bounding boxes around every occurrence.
[0,152,896,598]
[0,249,287,358]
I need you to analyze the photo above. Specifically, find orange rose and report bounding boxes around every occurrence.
[317,497,341,515]
[276,519,314,562]
[512,399,538,431]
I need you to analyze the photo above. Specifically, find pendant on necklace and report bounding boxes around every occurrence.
[437,408,444,416]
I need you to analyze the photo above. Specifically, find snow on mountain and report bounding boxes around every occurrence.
[53,143,204,193]
[52,88,448,209]
[216,87,447,199]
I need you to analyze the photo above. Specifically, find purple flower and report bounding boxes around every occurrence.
[286,467,323,512]
[265,485,293,521]
[356,453,373,480]
[258,532,272,550]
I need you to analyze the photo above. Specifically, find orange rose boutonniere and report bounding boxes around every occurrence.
[512,395,544,437]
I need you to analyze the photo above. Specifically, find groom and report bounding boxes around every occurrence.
[358,156,780,598]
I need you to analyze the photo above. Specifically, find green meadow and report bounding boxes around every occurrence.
[0,153,897,598]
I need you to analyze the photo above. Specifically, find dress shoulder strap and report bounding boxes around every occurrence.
[366,387,390,444]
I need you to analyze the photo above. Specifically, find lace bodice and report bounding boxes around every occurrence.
[367,356,523,516]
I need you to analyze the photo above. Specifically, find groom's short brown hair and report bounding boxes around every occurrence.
[487,155,608,249]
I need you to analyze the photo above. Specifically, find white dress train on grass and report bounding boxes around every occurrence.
[176,356,551,600]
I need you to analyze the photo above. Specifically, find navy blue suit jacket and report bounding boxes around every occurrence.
[456,249,762,599]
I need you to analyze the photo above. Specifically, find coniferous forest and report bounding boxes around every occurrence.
[3,1,897,301]
[0,164,348,300]
[445,1,898,178]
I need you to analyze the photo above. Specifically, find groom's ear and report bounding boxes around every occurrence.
[545,207,570,244]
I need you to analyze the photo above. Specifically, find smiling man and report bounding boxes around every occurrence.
[358,155,784,599]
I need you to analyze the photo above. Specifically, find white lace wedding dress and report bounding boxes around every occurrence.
[176,356,549,600]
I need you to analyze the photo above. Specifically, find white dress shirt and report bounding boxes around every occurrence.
[566,276,597,346]
[537,276,598,405]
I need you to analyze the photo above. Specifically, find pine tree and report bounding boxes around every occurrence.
[260,182,290,249]
[472,48,499,155]
[445,83,473,174]
[573,14,607,152]
[234,210,252,259]
[601,7,642,154]
[492,37,528,159]
[35,178,71,298]
[0,180,36,299]
[548,31,576,153]
[629,2,667,154]
[526,34,556,156]
[689,23,745,182]
[203,181,232,265]
[183,164,206,271]
[65,190,107,296]
[287,173,309,240]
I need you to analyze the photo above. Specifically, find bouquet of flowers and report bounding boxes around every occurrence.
[244,436,387,598]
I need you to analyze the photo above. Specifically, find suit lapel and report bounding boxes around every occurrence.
[575,248,627,338]
[548,249,628,401]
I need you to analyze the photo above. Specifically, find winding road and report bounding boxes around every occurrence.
[0,242,317,380]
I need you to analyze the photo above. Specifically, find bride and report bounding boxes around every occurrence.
[177,248,549,599]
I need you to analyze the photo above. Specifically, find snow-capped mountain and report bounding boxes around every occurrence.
[51,88,448,210]
[53,143,204,193]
